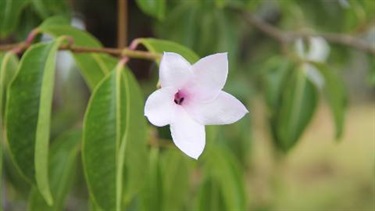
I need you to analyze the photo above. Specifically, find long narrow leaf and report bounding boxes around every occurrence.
[6,38,65,205]
[31,0,68,18]
[122,68,148,203]
[140,148,162,211]
[160,150,191,211]
[137,38,199,63]
[274,68,319,151]
[29,130,81,211]
[135,0,165,20]
[199,146,247,210]
[314,62,347,139]
[0,52,19,210]
[83,64,147,210]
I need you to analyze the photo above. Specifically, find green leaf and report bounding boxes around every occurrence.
[155,3,200,50]
[6,38,65,205]
[160,149,191,211]
[14,7,41,40]
[215,11,239,67]
[0,52,18,118]
[38,16,70,27]
[38,18,117,90]
[0,0,30,38]
[314,62,346,139]
[0,52,19,210]
[31,0,69,18]
[3,142,31,196]
[344,0,375,32]
[138,38,200,63]
[29,130,81,211]
[262,56,293,111]
[140,148,163,211]
[273,67,319,151]
[83,64,147,210]
[195,178,226,211]
[217,116,252,168]
[199,146,247,210]
[215,0,227,8]
[89,197,103,211]
[122,72,149,203]
[135,0,165,20]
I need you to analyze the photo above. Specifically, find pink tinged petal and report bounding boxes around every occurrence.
[159,52,193,89]
[170,107,205,159]
[189,53,228,101]
[144,87,177,127]
[186,91,248,125]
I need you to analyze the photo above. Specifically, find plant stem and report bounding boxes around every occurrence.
[117,0,127,48]
[242,12,375,55]
[0,43,161,61]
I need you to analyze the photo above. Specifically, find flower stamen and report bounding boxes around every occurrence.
[174,91,185,105]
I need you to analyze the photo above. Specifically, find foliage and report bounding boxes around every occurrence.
[0,0,373,210]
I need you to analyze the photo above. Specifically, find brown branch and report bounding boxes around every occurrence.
[61,45,123,55]
[117,0,127,48]
[0,42,161,61]
[64,45,161,60]
[0,43,20,51]
[305,32,375,55]
[245,13,286,44]
[243,13,375,55]
[0,29,40,54]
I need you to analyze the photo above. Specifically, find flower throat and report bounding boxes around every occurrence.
[174,91,184,105]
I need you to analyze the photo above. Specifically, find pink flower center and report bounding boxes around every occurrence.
[174,91,185,105]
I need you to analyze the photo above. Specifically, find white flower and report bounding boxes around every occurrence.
[295,36,330,89]
[144,52,249,159]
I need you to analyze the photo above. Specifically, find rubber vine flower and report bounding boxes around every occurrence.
[144,52,248,159]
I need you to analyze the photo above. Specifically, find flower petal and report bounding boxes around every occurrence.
[159,52,193,89]
[295,37,329,62]
[186,91,248,125]
[308,37,329,62]
[295,38,306,58]
[144,87,176,127]
[305,64,325,89]
[170,106,205,159]
[188,53,228,101]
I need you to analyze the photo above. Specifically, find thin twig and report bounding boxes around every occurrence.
[129,38,141,50]
[243,12,375,55]
[3,29,41,54]
[0,42,161,61]
[63,45,161,60]
[301,32,375,55]
[245,13,286,44]
[60,45,123,55]
[0,43,22,51]
[117,0,127,48]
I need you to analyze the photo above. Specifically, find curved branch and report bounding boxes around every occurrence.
[305,32,375,55]
[0,43,161,61]
[243,13,375,55]
[244,13,287,44]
